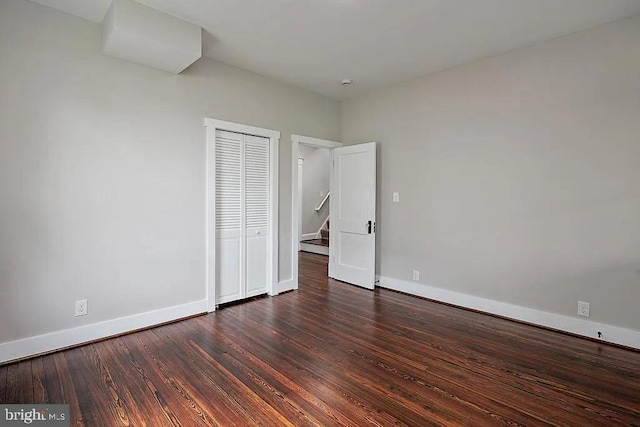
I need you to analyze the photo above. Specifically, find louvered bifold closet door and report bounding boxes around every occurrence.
[215,130,243,304]
[244,135,270,297]
[215,130,270,304]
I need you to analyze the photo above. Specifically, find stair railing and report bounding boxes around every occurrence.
[315,192,330,212]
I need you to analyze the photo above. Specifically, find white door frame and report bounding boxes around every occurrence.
[297,157,304,251]
[205,118,280,312]
[291,134,342,291]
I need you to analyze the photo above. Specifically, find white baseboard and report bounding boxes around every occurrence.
[378,276,640,350]
[0,299,207,364]
[278,279,296,293]
[301,233,318,241]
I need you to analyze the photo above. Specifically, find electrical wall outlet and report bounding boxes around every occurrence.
[75,299,88,317]
[577,301,590,318]
[412,270,420,281]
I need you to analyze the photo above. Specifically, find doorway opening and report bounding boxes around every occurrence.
[291,135,378,292]
[291,135,342,289]
[298,144,331,256]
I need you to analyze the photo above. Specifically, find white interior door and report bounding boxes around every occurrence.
[329,142,376,289]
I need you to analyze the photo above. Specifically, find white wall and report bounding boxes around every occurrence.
[341,15,640,333]
[0,0,340,348]
[299,145,330,236]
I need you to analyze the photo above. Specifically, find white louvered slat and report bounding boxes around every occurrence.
[244,136,269,229]
[215,131,241,230]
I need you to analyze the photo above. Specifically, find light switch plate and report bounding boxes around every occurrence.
[393,192,399,203]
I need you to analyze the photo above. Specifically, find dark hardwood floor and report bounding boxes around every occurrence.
[2,252,640,425]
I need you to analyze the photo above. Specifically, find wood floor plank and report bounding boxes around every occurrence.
[52,352,84,426]
[266,291,616,425]
[63,347,113,426]
[1,251,639,426]
[206,310,416,426]
[16,360,33,404]
[241,302,544,425]
[149,324,266,426]
[116,332,217,426]
[4,364,19,403]
[0,364,7,403]
[191,316,364,427]
[187,340,295,426]
[41,354,64,404]
[129,327,248,426]
[216,347,326,427]
[226,300,526,426]
[194,317,379,426]
[78,344,137,426]
[220,304,520,425]
[31,357,48,404]
[116,325,251,426]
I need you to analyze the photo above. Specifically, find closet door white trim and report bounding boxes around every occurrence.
[205,118,280,312]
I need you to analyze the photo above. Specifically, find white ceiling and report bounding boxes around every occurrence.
[28,0,640,99]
